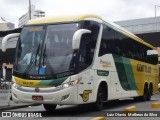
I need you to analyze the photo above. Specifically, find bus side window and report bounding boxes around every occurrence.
[99,25,114,57]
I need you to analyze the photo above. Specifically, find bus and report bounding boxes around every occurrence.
[2,14,159,111]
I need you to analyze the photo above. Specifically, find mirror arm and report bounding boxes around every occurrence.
[72,29,91,50]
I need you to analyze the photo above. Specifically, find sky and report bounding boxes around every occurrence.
[1,0,160,27]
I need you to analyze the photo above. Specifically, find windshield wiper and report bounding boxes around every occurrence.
[42,44,46,66]
[41,44,54,74]
[23,44,40,76]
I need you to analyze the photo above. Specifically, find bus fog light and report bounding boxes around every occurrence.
[61,94,70,101]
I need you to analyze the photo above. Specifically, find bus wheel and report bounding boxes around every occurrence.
[147,86,152,101]
[141,85,148,101]
[93,86,104,111]
[43,104,57,111]
[134,85,148,101]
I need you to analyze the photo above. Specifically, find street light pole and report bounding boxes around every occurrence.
[29,0,31,20]
[155,5,160,17]
[155,5,160,32]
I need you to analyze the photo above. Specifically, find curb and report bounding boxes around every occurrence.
[124,106,136,113]
[92,117,106,120]
[151,102,160,109]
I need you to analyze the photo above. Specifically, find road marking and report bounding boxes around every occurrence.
[124,106,136,113]
[151,102,160,109]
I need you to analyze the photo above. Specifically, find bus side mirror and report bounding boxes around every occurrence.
[2,33,20,52]
[72,29,91,50]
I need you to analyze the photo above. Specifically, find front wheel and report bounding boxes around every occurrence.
[43,104,57,111]
[93,86,104,111]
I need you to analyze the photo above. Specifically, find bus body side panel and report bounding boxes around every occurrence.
[130,59,159,95]
[93,54,125,101]
[112,54,159,97]
[77,69,94,104]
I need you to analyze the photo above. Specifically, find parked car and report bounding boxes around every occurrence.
[158,83,160,92]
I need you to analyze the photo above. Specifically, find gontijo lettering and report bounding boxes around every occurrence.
[137,64,151,73]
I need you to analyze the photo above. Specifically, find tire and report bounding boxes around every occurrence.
[43,104,57,111]
[93,86,104,111]
[141,85,148,101]
[147,86,152,101]
[134,85,148,101]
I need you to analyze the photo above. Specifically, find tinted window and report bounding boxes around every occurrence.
[99,24,158,65]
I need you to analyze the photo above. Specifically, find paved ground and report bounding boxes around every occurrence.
[0,92,159,120]
[0,89,36,111]
[0,101,38,111]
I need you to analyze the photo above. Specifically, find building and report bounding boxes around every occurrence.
[115,16,160,47]
[0,22,15,31]
[0,28,21,81]
[18,5,45,27]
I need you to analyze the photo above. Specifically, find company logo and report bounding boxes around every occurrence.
[80,90,92,102]
[35,87,39,92]
[137,64,151,73]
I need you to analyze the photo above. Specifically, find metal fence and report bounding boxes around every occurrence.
[0,81,11,107]
[0,66,12,107]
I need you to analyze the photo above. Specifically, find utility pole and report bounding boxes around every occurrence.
[155,5,160,32]
[29,0,31,20]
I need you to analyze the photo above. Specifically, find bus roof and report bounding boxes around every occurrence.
[26,14,156,49]
[26,14,102,25]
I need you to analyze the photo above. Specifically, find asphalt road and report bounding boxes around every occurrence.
[1,93,160,120]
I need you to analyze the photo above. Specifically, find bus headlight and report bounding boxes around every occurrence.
[58,79,80,89]
[12,81,20,88]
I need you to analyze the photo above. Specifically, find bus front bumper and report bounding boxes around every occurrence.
[12,85,78,105]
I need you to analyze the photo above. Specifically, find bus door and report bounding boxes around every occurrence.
[77,69,94,103]
[77,36,95,103]
[110,72,122,99]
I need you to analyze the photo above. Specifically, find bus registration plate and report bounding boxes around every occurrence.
[32,95,43,101]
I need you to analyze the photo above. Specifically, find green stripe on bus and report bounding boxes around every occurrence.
[113,54,137,90]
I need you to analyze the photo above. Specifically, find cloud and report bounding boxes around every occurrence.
[0,0,160,27]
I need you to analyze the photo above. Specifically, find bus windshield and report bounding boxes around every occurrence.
[14,23,79,78]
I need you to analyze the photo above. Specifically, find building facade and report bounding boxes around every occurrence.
[0,22,15,31]
[18,5,45,27]
[115,16,160,47]
[0,28,21,81]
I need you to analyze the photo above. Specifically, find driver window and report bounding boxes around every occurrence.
[78,21,100,71]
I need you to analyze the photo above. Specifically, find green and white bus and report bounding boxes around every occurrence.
[2,14,159,111]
